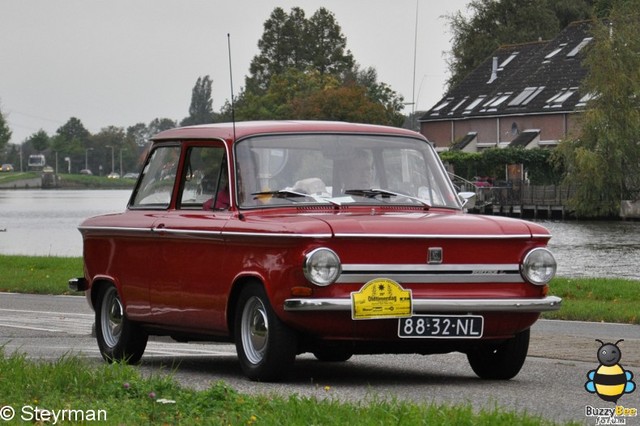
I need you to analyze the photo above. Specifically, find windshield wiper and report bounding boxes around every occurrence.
[344,189,431,208]
[252,190,339,206]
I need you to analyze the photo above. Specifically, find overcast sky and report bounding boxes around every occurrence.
[0,0,469,144]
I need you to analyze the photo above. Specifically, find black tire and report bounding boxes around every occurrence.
[313,346,353,362]
[466,328,530,380]
[95,284,148,364]
[234,283,297,382]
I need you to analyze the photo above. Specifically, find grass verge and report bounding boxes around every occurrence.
[0,350,572,425]
[1,255,638,324]
[0,255,83,294]
[542,277,639,324]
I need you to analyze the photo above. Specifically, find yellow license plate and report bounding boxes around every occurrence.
[351,278,412,320]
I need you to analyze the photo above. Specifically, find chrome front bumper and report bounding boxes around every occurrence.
[284,296,562,313]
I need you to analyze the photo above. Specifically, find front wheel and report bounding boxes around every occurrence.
[466,328,530,380]
[95,284,148,364]
[234,283,297,382]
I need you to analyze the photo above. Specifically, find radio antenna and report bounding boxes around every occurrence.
[227,33,236,140]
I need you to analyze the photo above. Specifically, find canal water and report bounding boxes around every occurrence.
[1,189,639,280]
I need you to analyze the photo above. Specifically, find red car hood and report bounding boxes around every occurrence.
[235,209,550,240]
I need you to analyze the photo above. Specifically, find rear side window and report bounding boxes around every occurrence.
[130,146,181,208]
[178,146,228,210]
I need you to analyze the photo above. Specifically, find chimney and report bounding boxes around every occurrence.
[487,57,498,84]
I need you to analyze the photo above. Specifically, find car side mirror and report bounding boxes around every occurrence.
[458,191,476,209]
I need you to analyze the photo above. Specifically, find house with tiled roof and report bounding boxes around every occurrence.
[419,20,594,152]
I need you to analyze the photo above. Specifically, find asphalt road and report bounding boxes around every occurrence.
[1,292,639,424]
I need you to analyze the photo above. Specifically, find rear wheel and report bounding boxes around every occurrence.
[466,328,530,380]
[234,283,297,382]
[95,284,148,364]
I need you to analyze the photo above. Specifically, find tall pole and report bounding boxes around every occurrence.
[106,145,114,174]
[411,0,419,130]
[119,148,126,176]
[85,148,93,171]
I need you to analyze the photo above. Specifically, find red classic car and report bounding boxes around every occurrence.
[70,121,561,382]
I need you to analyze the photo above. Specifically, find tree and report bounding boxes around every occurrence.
[51,117,91,173]
[445,0,594,89]
[556,2,640,217]
[181,76,215,126]
[246,7,354,93]
[26,130,50,152]
[126,118,176,148]
[0,105,11,153]
[235,7,403,126]
[307,8,354,77]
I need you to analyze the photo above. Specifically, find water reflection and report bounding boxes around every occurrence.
[538,220,640,280]
[1,190,638,280]
[0,190,130,257]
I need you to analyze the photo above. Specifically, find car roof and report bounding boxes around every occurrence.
[151,120,423,143]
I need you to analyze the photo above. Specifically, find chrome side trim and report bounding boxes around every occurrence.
[336,274,523,284]
[283,296,562,313]
[152,227,223,238]
[80,225,544,241]
[342,264,519,272]
[337,263,523,284]
[79,225,151,233]
[79,226,330,239]
[222,231,333,238]
[333,233,533,239]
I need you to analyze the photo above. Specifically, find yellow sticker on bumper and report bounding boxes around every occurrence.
[351,278,412,320]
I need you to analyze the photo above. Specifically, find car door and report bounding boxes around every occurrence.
[148,142,232,333]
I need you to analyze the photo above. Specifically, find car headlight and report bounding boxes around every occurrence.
[303,248,341,286]
[521,248,557,285]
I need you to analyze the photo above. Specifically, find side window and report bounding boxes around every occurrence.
[179,146,228,210]
[130,146,180,208]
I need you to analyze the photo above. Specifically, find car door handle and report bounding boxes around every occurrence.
[152,224,166,234]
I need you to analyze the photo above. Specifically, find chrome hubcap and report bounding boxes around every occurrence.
[101,287,123,348]
[241,296,269,365]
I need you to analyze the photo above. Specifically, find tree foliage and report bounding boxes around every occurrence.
[236,7,403,126]
[0,105,12,153]
[246,7,354,93]
[26,130,50,152]
[445,0,594,89]
[181,75,215,126]
[440,148,561,185]
[556,1,640,217]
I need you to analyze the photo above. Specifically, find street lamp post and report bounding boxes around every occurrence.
[85,148,93,171]
[119,148,127,176]
[105,145,115,174]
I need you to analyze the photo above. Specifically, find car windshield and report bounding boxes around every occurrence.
[235,134,461,209]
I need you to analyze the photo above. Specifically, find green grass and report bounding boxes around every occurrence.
[0,171,135,188]
[0,255,83,294]
[57,173,135,189]
[542,277,639,324]
[0,350,573,425]
[0,171,39,184]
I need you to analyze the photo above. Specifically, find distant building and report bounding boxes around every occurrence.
[419,21,594,152]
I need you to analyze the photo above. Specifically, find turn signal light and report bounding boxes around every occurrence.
[291,286,313,297]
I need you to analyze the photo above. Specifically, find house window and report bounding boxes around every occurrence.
[575,92,597,108]
[448,97,468,114]
[508,87,545,107]
[543,44,566,61]
[499,52,519,69]
[566,37,593,57]
[463,96,486,114]
[480,93,512,112]
[430,99,451,115]
[545,87,578,108]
